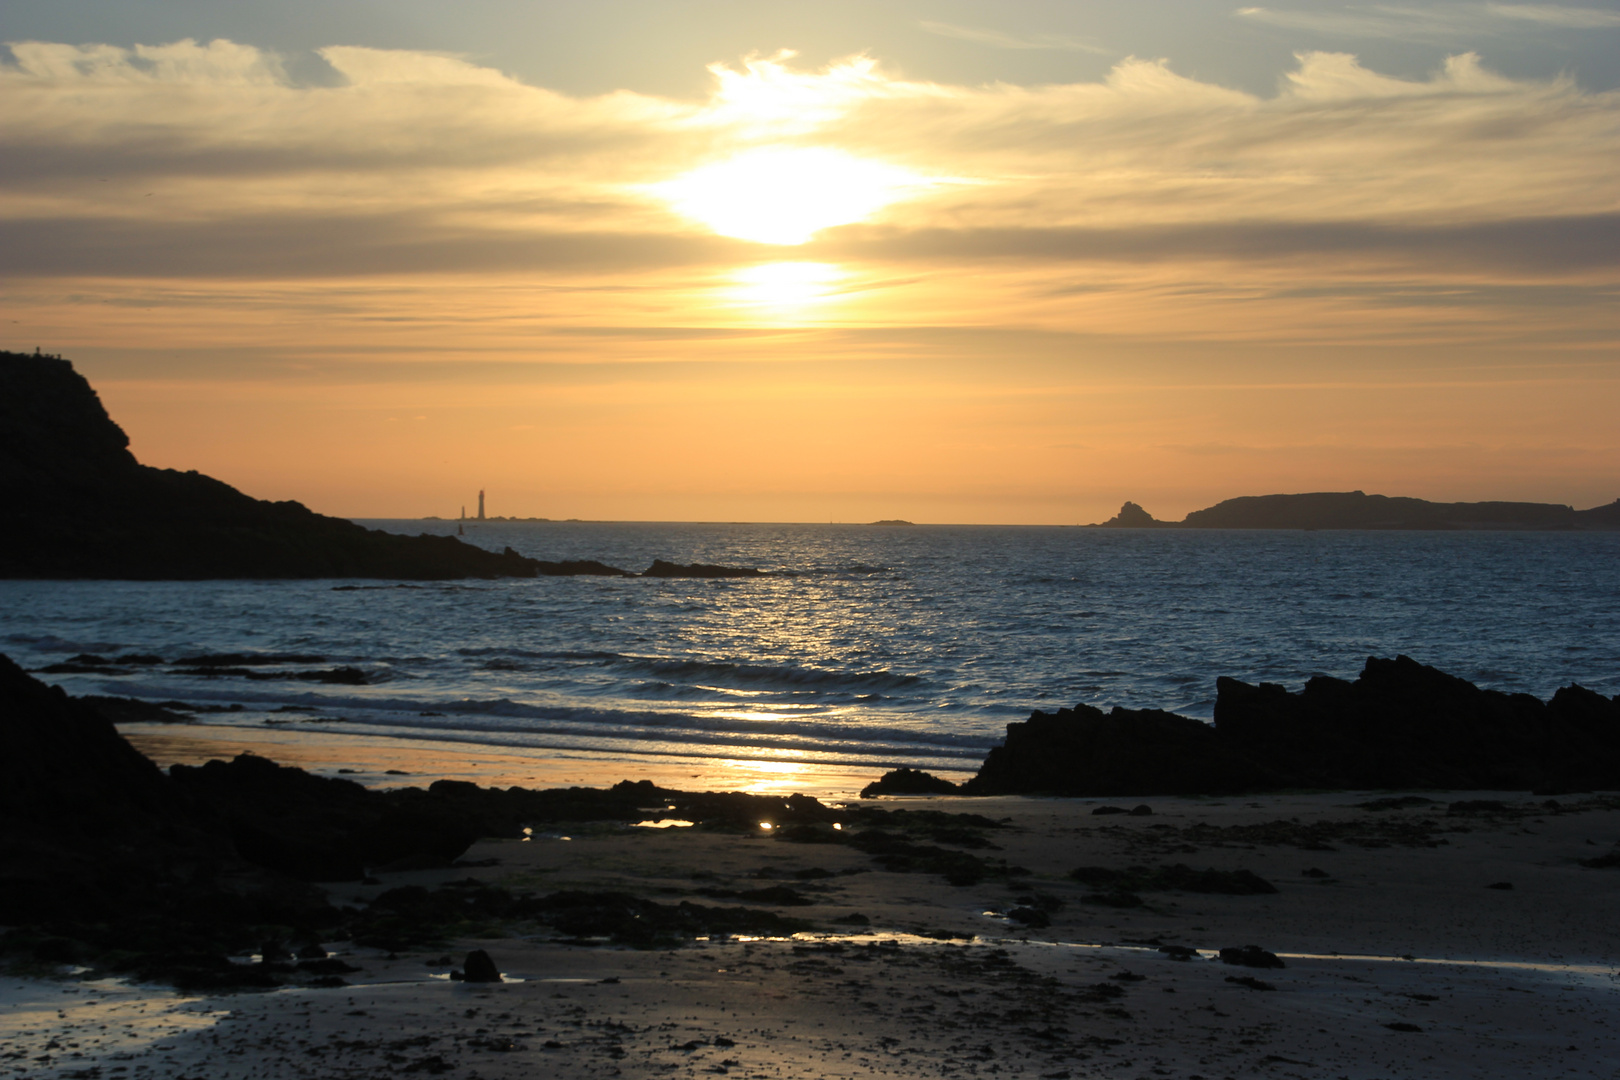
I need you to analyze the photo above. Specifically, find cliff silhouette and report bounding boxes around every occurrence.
[0,350,567,579]
[1091,491,1620,530]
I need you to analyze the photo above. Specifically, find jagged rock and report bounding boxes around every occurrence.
[962,703,1274,797]
[956,655,1620,797]
[1215,655,1620,791]
[1092,501,1171,528]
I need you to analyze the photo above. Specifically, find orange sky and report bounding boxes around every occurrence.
[3,37,1617,522]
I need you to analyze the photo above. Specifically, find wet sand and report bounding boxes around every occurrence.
[7,785,1619,1079]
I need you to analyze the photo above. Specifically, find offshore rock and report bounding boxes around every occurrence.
[640,559,765,578]
[1091,501,1173,528]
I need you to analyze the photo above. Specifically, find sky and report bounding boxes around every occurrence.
[2,1,1617,523]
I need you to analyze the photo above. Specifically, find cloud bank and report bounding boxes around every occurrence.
[2,39,1615,282]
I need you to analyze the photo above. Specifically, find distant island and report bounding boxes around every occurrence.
[868,519,915,526]
[1090,493,1620,531]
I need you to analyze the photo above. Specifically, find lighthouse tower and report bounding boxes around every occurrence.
[477,490,485,520]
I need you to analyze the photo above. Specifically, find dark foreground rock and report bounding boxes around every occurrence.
[1,655,965,985]
[960,655,1620,796]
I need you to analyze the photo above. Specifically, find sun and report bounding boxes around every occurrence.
[658,146,918,245]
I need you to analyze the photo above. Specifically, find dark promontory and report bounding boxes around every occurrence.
[0,350,561,578]
[0,351,764,580]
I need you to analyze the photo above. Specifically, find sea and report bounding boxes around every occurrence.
[4,522,1618,780]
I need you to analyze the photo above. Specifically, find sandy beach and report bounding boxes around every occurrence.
[6,752,1617,1080]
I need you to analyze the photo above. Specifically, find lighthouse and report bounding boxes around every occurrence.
[477,490,485,520]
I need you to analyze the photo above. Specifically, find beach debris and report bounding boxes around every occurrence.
[1486,881,1515,889]
[1224,975,1276,991]
[1384,1022,1424,1033]
[1218,945,1286,969]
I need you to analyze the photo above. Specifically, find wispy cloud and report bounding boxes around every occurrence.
[918,20,1110,54]
[1488,3,1620,26]
[1236,3,1620,39]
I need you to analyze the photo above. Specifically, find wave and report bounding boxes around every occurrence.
[613,657,924,692]
[87,674,993,754]
[447,646,928,694]
[456,647,621,662]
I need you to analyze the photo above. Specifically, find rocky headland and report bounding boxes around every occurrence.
[0,350,766,579]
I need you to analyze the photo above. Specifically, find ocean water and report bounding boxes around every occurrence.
[5,523,1618,776]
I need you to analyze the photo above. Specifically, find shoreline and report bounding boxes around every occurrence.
[118,722,980,801]
[7,785,1618,1078]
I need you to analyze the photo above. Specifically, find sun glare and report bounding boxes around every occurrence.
[731,262,842,310]
[660,147,917,245]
